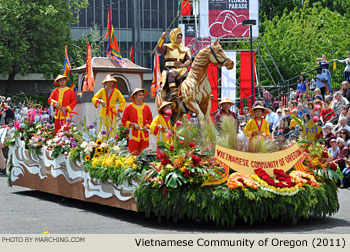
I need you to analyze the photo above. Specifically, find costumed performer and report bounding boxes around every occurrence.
[92,74,126,138]
[243,105,271,139]
[156,27,192,99]
[121,88,153,155]
[48,74,77,135]
[150,101,175,152]
[214,97,237,129]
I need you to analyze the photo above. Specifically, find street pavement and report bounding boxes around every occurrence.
[0,175,350,234]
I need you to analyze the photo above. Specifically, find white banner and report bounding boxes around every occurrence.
[221,51,237,108]
[200,0,259,38]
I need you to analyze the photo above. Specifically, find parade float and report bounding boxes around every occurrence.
[5,41,342,227]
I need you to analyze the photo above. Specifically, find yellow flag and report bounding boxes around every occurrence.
[333,60,336,70]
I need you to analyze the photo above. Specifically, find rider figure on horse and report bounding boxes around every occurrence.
[156,27,192,100]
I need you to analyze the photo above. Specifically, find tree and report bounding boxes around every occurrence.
[259,3,350,87]
[0,0,88,93]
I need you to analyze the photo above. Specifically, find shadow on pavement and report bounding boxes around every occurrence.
[15,189,350,233]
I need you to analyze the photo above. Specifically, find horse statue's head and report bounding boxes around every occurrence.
[208,39,234,70]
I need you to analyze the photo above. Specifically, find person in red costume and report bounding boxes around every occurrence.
[48,75,77,135]
[122,88,153,155]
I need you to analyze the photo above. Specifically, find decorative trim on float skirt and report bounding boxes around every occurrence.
[9,138,137,211]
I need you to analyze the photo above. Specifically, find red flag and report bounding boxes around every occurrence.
[105,7,111,39]
[240,51,255,113]
[151,53,161,97]
[208,63,218,121]
[129,46,134,63]
[83,43,95,92]
[181,0,191,16]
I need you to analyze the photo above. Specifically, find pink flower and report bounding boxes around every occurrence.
[176,120,183,127]
[313,116,319,122]
[166,131,174,138]
[14,121,20,130]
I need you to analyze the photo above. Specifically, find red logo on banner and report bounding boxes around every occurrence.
[209,10,249,37]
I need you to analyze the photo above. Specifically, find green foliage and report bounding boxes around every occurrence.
[0,0,88,89]
[69,147,81,162]
[260,3,350,86]
[134,182,339,227]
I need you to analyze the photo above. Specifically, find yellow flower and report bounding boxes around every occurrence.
[96,139,102,146]
[132,164,137,170]
[84,155,91,161]
[95,147,103,154]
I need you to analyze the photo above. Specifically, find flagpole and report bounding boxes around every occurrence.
[150,0,190,56]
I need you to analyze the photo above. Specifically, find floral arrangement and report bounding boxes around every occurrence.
[251,168,299,196]
[47,120,81,158]
[289,171,320,187]
[226,172,258,190]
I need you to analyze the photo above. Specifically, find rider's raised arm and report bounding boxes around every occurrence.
[156,32,167,55]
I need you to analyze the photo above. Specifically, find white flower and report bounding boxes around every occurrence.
[53,137,60,143]
[65,140,71,145]
[97,133,102,139]
[80,141,88,149]
[113,146,120,154]
[101,143,108,149]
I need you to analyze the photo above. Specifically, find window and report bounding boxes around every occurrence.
[78,9,86,27]
[119,8,127,28]
[151,10,158,28]
[112,75,129,95]
[143,10,150,28]
[87,8,94,27]
[95,8,102,25]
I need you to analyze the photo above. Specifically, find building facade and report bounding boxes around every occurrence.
[70,0,180,68]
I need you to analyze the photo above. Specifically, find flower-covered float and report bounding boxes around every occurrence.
[5,111,341,227]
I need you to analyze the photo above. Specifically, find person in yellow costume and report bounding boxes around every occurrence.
[92,75,126,138]
[157,27,192,99]
[244,105,271,138]
[150,101,175,145]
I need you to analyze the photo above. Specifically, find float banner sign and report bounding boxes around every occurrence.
[302,120,322,142]
[215,143,304,176]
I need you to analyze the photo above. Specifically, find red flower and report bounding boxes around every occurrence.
[157,152,166,160]
[126,134,129,138]
[316,133,322,139]
[304,149,310,154]
[162,186,167,196]
[161,158,172,166]
[330,162,338,171]
[122,130,125,134]
[322,151,329,158]
[183,168,189,178]
[191,155,201,167]
[169,145,174,152]
[188,142,196,148]
[179,140,185,147]
[115,135,119,140]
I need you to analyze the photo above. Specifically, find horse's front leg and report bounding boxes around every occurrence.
[186,98,205,121]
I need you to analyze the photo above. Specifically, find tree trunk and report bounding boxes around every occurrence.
[5,72,16,95]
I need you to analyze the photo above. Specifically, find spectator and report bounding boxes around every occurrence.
[289,88,297,101]
[273,117,290,138]
[276,108,283,126]
[0,142,5,176]
[271,131,290,151]
[335,137,348,174]
[341,153,350,188]
[313,88,324,101]
[334,52,350,82]
[289,109,299,130]
[316,54,332,95]
[331,91,349,116]
[328,139,339,161]
[320,100,336,123]
[272,97,279,111]
[265,106,278,132]
[335,117,350,136]
[315,67,328,97]
[323,122,336,149]
[296,75,309,101]
[340,129,350,147]
[303,113,311,124]
[261,87,272,107]
[341,81,350,102]
[296,103,304,118]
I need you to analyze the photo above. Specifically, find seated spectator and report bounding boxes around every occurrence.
[313,88,324,101]
[272,117,290,138]
[265,106,278,132]
[303,113,311,124]
[272,97,279,111]
[288,133,299,143]
[320,100,336,123]
[340,129,350,147]
[271,131,290,151]
[296,103,304,118]
[261,87,272,107]
[328,139,339,161]
[332,91,349,116]
[275,108,283,126]
[323,122,336,149]
[335,137,348,173]
[287,101,296,112]
[335,117,350,135]
[307,101,314,117]
[341,152,350,188]
[341,81,350,102]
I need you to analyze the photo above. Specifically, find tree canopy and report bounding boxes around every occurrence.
[0,0,88,92]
